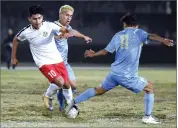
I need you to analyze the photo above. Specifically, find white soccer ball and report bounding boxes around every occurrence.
[67,105,79,119]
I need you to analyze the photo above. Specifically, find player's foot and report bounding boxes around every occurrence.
[65,99,74,115]
[42,93,53,111]
[142,115,160,124]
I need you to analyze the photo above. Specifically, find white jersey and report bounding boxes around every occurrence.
[16,21,63,68]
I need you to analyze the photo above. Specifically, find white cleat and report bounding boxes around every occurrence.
[142,115,161,124]
[65,100,74,115]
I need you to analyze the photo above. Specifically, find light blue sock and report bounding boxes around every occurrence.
[144,93,154,116]
[74,88,96,104]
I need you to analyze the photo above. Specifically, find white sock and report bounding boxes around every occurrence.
[63,87,73,104]
[45,83,61,97]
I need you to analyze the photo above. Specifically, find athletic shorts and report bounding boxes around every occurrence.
[101,72,148,93]
[39,62,69,83]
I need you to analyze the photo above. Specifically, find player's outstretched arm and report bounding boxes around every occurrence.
[84,49,108,58]
[73,30,92,43]
[148,34,174,47]
[11,36,19,65]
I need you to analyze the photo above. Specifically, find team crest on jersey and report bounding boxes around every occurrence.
[43,32,48,37]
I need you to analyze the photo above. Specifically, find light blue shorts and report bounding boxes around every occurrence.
[101,72,148,93]
[65,63,76,81]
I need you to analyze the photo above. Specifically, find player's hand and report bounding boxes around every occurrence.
[60,26,68,33]
[84,36,92,43]
[163,39,174,47]
[11,58,18,65]
[57,29,74,39]
[84,49,95,58]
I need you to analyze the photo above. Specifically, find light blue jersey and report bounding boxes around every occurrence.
[53,21,72,64]
[53,21,76,81]
[105,27,148,77]
[102,27,149,93]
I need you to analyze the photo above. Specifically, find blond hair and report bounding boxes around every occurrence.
[59,5,74,13]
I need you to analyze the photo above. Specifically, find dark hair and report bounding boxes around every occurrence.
[28,5,44,16]
[120,13,137,26]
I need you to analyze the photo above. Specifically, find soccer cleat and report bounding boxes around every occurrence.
[65,99,75,115]
[42,93,53,111]
[142,115,160,124]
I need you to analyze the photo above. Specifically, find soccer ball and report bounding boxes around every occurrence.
[67,105,79,119]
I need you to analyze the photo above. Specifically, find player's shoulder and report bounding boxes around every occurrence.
[42,21,59,29]
[42,20,52,26]
[53,21,72,28]
[53,20,64,27]
[17,24,31,36]
[43,20,57,26]
[136,28,146,33]
[114,30,125,37]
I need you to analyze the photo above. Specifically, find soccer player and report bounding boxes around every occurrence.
[45,5,92,111]
[65,13,174,124]
[11,5,74,111]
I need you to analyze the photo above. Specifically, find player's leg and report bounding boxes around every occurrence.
[118,76,160,124]
[40,64,65,110]
[65,72,118,114]
[57,63,76,111]
[67,63,77,92]
[142,81,160,124]
[55,62,73,107]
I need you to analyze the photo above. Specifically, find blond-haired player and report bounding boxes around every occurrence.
[45,5,92,111]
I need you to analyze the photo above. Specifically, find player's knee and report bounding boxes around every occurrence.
[63,81,71,89]
[69,80,77,90]
[94,86,106,95]
[54,76,64,88]
[144,81,154,94]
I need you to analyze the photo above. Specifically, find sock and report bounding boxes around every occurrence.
[74,88,96,104]
[63,87,73,104]
[57,89,65,109]
[144,93,154,116]
[45,83,61,97]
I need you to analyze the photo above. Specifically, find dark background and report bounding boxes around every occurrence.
[1,1,177,65]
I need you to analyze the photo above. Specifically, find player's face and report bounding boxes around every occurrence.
[59,10,73,26]
[28,14,43,29]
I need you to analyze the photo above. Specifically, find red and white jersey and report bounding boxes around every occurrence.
[16,21,63,68]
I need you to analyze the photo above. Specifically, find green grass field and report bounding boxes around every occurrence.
[1,68,176,127]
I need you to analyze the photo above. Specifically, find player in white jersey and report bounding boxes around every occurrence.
[65,13,174,124]
[44,5,92,111]
[11,5,74,111]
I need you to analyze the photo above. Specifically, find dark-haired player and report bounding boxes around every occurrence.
[11,5,73,111]
[65,13,174,124]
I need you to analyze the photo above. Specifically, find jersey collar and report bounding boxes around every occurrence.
[58,20,65,27]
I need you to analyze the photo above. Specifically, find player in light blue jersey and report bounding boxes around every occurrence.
[65,13,174,123]
[44,5,92,111]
